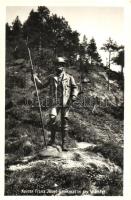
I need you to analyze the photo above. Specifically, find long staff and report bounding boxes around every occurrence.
[25,39,47,149]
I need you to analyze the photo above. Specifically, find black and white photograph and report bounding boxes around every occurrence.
[2,0,128,196]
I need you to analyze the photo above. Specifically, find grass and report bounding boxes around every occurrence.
[5,58,124,196]
[5,159,122,196]
[89,142,123,169]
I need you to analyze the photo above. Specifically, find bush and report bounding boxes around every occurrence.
[90,142,123,168]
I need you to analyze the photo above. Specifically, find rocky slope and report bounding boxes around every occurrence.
[5,58,124,195]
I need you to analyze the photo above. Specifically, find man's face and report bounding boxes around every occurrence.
[56,64,64,75]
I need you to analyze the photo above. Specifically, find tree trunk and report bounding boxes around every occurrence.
[108,51,111,91]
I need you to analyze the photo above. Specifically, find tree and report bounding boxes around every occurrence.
[87,38,102,65]
[101,37,118,90]
[37,6,50,20]
[23,7,80,67]
[7,17,23,60]
[78,35,89,72]
[23,7,50,67]
[64,29,79,64]
[101,37,118,70]
[77,35,90,91]
[37,6,51,48]
[79,35,88,62]
[6,23,12,41]
[112,46,124,75]
[47,14,79,64]
[23,10,42,46]
[12,16,22,38]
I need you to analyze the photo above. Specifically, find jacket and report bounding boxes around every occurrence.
[34,71,79,106]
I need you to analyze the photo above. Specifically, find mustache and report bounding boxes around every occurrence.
[56,68,63,72]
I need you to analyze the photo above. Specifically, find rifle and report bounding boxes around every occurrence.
[25,39,47,149]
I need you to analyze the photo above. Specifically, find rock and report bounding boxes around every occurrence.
[14,59,25,65]
[38,146,61,158]
[82,78,90,83]
[23,141,33,156]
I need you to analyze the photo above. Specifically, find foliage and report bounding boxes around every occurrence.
[6,23,12,41]
[101,38,120,90]
[112,47,124,74]
[90,142,123,168]
[12,16,22,38]
[22,7,80,64]
[101,37,118,53]
[87,38,102,65]
[78,35,89,73]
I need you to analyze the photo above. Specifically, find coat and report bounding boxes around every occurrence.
[35,71,79,107]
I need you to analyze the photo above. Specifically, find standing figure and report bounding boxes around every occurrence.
[32,57,79,151]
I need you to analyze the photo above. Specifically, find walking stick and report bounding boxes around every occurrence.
[61,86,65,150]
[25,39,47,149]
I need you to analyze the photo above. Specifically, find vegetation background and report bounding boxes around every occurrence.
[5,6,124,196]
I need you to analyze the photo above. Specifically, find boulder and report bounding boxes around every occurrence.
[14,59,25,65]
[38,146,61,158]
[23,141,33,156]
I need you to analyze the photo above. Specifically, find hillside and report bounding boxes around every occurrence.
[5,57,124,196]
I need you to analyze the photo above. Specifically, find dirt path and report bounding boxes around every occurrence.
[8,142,121,173]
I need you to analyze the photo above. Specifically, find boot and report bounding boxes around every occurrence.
[48,130,56,146]
[61,130,69,151]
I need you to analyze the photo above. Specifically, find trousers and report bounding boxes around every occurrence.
[49,106,69,131]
